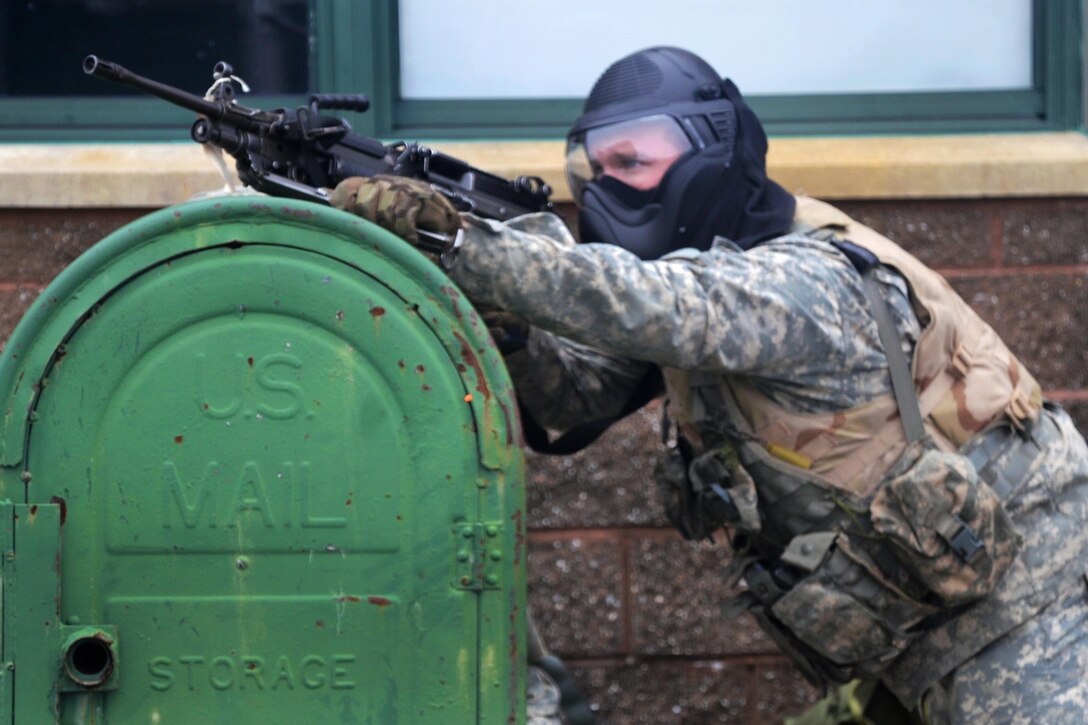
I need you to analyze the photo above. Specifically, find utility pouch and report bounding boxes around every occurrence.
[869,438,1021,605]
[654,443,760,540]
[762,532,938,682]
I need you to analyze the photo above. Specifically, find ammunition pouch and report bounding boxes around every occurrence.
[751,531,939,683]
[737,434,1023,685]
[870,437,1021,605]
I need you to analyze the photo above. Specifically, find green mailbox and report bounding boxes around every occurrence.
[0,198,526,723]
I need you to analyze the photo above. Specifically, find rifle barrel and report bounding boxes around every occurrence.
[83,55,223,119]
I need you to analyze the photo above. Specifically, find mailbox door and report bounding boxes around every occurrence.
[0,200,525,724]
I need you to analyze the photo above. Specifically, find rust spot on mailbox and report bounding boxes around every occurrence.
[370,306,386,334]
[280,206,313,218]
[50,496,67,525]
[439,286,464,320]
[453,332,489,401]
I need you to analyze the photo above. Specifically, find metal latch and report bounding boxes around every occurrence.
[947,518,985,563]
[452,521,504,591]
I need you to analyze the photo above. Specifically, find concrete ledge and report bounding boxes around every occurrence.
[766,132,1088,200]
[1,132,1087,208]
[0,144,241,208]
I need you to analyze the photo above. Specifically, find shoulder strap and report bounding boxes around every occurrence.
[828,238,924,443]
[802,233,925,444]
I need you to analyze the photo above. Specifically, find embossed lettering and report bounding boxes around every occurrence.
[147,654,357,691]
[255,354,306,419]
[197,353,243,419]
[148,657,174,691]
[162,462,218,528]
[230,462,275,528]
[331,654,356,690]
[161,461,347,530]
[241,656,265,690]
[196,352,308,420]
[178,655,206,691]
[289,462,347,529]
[301,655,326,689]
[270,655,295,690]
[209,656,236,690]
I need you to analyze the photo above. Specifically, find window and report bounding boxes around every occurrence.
[0,0,1081,141]
[390,0,1083,137]
[0,0,351,141]
[5,1,311,97]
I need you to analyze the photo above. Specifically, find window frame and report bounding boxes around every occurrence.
[0,0,1081,142]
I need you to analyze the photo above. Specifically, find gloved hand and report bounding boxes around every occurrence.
[330,175,463,254]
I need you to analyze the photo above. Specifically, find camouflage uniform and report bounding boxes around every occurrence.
[447,209,1088,723]
[526,665,562,725]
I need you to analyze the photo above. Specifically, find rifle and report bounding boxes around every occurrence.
[83,55,553,252]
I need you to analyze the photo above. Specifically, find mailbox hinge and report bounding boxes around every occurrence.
[451,521,503,591]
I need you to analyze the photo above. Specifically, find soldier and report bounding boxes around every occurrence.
[332,47,1088,723]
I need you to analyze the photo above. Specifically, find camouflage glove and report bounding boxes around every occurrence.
[330,175,463,255]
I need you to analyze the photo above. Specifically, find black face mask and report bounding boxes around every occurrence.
[578,145,731,259]
[568,45,796,258]
[577,129,795,257]
[583,125,796,257]
[594,175,659,209]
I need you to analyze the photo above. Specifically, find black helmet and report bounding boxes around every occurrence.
[566,47,795,259]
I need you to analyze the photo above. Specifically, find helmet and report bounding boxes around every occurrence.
[565,47,795,259]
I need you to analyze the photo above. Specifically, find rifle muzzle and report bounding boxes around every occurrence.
[83,55,126,83]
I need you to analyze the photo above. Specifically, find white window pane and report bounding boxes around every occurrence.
[399,0,1032,99]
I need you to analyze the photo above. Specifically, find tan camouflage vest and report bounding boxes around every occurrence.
[666,196,1042,502]
[662,197,1046,695]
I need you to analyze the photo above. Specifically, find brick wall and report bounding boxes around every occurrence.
[1,197,1086,723]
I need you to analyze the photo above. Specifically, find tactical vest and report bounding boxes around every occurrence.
[661,196,1043,692]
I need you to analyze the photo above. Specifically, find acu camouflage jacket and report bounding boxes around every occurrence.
[447,197,1088,707]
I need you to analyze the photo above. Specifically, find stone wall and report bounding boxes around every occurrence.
[1,196,1086,723]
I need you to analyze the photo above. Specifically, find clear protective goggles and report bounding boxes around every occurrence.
[565,114,694,200]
